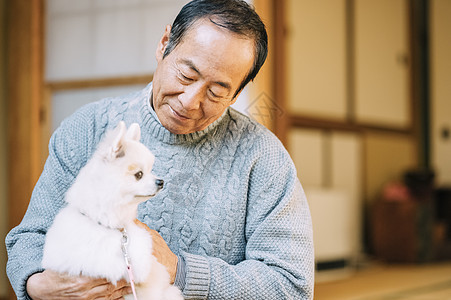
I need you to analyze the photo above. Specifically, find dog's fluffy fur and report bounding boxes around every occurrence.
[42,121,183,300]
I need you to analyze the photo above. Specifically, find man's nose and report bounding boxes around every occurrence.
[178,84,204,110]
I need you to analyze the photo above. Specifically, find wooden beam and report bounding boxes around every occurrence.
[290,114,414,135]
[247,0,275,131]
[7,0,44,229]
[6,0,44,299]
[273,0,288,145]
[46,74,154,91]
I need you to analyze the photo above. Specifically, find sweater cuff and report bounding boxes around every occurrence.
[174,255,186,290]
[19,265,44,300]
[180,252,210,299]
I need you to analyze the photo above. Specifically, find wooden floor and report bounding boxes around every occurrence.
[314,261,451,299]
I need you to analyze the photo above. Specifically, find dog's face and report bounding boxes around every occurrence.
[98,121,163,206]
[118,140,163,201]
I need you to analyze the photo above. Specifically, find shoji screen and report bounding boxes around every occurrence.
[45,0,189,131]
[285,0,348,120]
[354,0,410,128]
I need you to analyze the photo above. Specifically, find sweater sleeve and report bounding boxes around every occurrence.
[180,137,315,299]
[5,108,96,299]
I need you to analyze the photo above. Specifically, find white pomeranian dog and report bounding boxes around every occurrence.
[42,121,183,300]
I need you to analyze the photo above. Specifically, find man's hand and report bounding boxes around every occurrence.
[134,219,178,284]
[27,269,131,300]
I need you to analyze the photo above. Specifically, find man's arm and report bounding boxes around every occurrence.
[181,164,314,300]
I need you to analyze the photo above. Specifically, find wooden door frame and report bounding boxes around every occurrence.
[7,0,45,230]
[6,1,44,299]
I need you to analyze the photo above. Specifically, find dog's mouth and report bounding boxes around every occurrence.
[135,193,157,198]
[134,194,155,198]
[134,184,163,199]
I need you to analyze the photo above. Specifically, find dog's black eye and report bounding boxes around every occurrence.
[134,171,143,180]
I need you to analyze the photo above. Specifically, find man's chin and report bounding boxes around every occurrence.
[162,120,196,135]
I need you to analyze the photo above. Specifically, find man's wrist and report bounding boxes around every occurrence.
[26,272,45,300]
[173,255,186,291]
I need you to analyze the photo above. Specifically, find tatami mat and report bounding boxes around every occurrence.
[314,261,451,299]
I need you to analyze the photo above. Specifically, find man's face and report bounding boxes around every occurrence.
[152,19,255,135]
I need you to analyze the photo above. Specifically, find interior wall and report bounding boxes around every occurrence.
[0,0,8,297]
[283,0,417,266]
[430,0,451,186]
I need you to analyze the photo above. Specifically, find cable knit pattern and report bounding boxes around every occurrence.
[6,83,314,300]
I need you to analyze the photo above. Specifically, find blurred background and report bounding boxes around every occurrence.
[1,0,450,299]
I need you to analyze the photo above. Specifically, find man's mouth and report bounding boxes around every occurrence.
[169,106,190,120]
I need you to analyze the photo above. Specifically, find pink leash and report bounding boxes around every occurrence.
[121,228,139,300]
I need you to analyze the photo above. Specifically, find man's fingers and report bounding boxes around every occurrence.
[114,279,130,289]
[89,281,131,300]
[110,285,133,300]
[29,269,131,300]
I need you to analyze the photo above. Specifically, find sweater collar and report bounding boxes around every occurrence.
[140,82,229,145]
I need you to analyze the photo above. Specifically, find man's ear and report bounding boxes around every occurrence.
[156,24,172,61]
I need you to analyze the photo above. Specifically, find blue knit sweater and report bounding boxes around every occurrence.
[6,83,314,299]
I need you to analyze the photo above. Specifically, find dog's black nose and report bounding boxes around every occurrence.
[156,179,164,189]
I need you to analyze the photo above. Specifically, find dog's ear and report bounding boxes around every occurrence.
[109,121,126,159]
[125,123,141,142]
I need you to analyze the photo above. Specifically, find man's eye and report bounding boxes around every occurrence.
[208,89,226,101]
[134,171,143,180]
[208,89,218,98]
[179,73,193,83]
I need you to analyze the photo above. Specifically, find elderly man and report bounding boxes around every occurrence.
[6,0,314,299]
